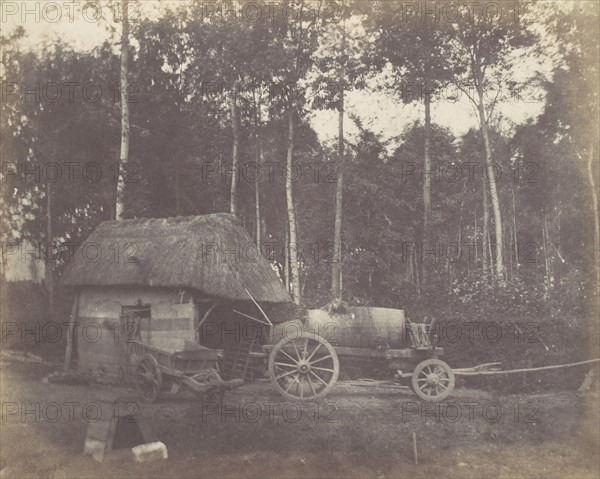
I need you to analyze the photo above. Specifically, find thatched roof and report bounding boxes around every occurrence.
[61,214,291,303]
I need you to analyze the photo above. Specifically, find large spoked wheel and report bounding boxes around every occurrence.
[136,354,163,403]
[411,359,455,402]
[268,331,339,401]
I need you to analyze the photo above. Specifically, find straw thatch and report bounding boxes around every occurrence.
[61,214,290,303]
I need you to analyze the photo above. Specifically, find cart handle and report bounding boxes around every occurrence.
[233,309,272,327]
[196,300,221,331]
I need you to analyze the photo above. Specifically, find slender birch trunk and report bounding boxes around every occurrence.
[587,143,599,296]
[476,81,505,284]
[512,186,519,269]
[115,0,129,220]
[423,89,432,238]
[253,90,263,246]
[284,226,290,292]
[482,174,490,278]
[331,21,346,300]
[230,80,240,216]
[45,181,54,321]
[286,105,301,304]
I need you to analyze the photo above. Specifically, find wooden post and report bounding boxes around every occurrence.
[412,430,418,465]
[64,292,80,371]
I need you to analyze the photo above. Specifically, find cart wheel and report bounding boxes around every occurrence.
[268,331,339,401]
[136,354,163,403]
[411,359,454,402]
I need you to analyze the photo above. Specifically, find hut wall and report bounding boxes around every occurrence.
[76,286,196,374]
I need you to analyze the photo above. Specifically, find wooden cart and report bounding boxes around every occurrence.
[263,323,454,403]
[127,340,243,403]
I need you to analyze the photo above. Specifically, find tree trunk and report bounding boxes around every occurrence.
[512,186,519,269]
[115,0,129,220]
[64,293,79,370]
[587,143,599,298]
[416,91,432,287]
[284,225,290,292]
[476,83,505,284]
[255,144,262,246]
[455,179,465,279]
[45,181,55,321]
[543,212,551,291]
[286,106,301,304]
[230,80,240,216]
[482,175,490,278]
[174,163,181,215]
[331,23,346,300]
[331,107,344,299]
[253,88,263,247]
[577,136,598,389]
[474,209,478,265]
[413,252,421,299]
[423,90,432,241]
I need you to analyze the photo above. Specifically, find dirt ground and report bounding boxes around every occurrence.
[1,359,598,479]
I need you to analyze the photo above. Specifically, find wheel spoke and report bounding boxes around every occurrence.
[276,369,298,380]
[307,374,316,396]
[310,355,333,365]
[279,349,298,364]
[309,370,329,387]
[292,340,301,361]
[303,337,309,358]
[307,343,322,362]
[274,361,297,369]
[311,366,335,373]
[285,374,299,393]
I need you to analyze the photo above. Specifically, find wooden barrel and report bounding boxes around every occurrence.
[270,307,407,348]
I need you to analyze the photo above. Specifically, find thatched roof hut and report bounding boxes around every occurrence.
[60,214,290,376]
[61,213,290,303]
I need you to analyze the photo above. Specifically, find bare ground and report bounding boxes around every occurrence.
[1,359,598,479]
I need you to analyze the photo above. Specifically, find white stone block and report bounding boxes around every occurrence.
[131,441,168,463]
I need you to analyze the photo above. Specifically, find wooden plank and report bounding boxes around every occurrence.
[141,332,195,342]
[332,347,388,358]
[64,292,80,370]
[149,337,187,353]
[77,316,120,324]
[152,303,194,320]
[139,321,193,333]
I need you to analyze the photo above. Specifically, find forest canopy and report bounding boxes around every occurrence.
[1,0,598,340]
